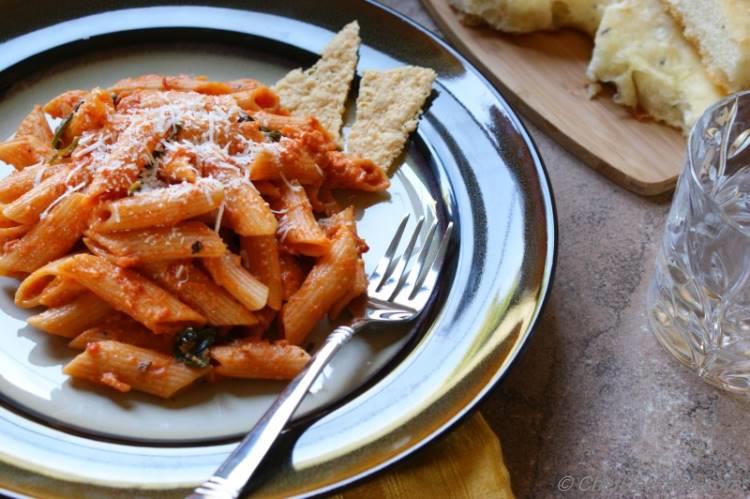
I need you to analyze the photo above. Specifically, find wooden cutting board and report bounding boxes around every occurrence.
[422,0,685,196]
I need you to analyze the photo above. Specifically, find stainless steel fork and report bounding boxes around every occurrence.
[189,214,453,499]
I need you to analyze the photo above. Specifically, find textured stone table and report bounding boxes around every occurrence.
[383,1,750,497]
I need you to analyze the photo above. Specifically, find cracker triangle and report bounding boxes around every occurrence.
[347,67,436,170]
[273,21,360,143]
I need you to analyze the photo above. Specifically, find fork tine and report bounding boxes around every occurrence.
[374,216,424,300]
[403,221,453,308]
[395,219,438,301]
[368,213,410,294]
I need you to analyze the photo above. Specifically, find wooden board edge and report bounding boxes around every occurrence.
[421,0,678,197]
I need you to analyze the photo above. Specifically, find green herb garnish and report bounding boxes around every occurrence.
[49,136,79,164]
[127,180,142,196]
[260,126,281,142]
[237,112,254,123]
[51,101,82,149]
[191,240,203,254]
[173,326,217,368]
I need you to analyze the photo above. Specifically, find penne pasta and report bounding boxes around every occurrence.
[321,150,390,192]
[0,224,31,242]
[276,180,331,257]
[38,277,88,308]
[281,227,359,345]
[279,253,306,301]
[61,89,114,146]
[69,318,174,353]
[330,256,367,320]
[218,177,277,236]
[211,340,309,380]
[56,254,205,333]
[240,235,283,310]
[93,180,224,232]
[142,261,257,326]
[64,340,209,398]
[27,292,114,338]
[14,257,71,308]
[203,253,269,311]
[84,221,226,267]
[3,164,88,224]
[304,183,340,215]
[0,193,94,275]
[231,86,281,112]
[0,139,44,170]
[0,163,63,203]
[248,143,324,186]
[12,106,54,163]
[43,89,88,118]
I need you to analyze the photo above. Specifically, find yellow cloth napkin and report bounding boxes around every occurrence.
[332,412,514,499]
[0,412,513,498]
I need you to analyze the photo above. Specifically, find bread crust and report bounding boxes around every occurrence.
[658,0,732,92]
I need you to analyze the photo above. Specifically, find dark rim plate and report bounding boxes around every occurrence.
[0,1,556,496]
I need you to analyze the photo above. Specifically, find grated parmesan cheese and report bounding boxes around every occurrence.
[214,200,225,233]
[32,163,46,187]
[38,88,297,223]
[278,170,303,192]
[276,213,299,242]
[39,181,85,220]
[111,204,121,224]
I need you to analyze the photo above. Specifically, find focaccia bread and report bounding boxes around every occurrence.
[660,0,750,92]
[587,0,723,132]
[447,0,614,36]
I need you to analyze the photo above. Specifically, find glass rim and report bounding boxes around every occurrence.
[687,90,750,235]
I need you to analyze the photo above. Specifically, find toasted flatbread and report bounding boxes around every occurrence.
[347,67,436,170]
[273,21,360,143]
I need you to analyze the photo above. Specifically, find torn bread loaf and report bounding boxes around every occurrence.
[587,0,723,132]
[346,67,436,171]
[273,21,360,143]
[448,0,614,36]
[660,0,750,92]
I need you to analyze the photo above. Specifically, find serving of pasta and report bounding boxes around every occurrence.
[0,74,391,399]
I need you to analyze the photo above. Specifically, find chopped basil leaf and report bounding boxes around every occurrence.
[174,326,217,368]
[191,240,203,254]
[237,112,254,123]
[260,127,282,142]
[127,180,142,195]
[52,101,82,149]
[49,136,79,164]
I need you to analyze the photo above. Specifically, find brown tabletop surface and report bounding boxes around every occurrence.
[383,1,750,497]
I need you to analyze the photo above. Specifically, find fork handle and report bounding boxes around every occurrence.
[189,325,357,499]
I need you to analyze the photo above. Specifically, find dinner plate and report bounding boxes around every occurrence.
[0,1,556,497]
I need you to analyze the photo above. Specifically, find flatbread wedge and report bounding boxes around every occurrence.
[347,67,436,171]
[273,21,360,143]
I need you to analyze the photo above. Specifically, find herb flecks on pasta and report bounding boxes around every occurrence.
[0,73,389,398]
